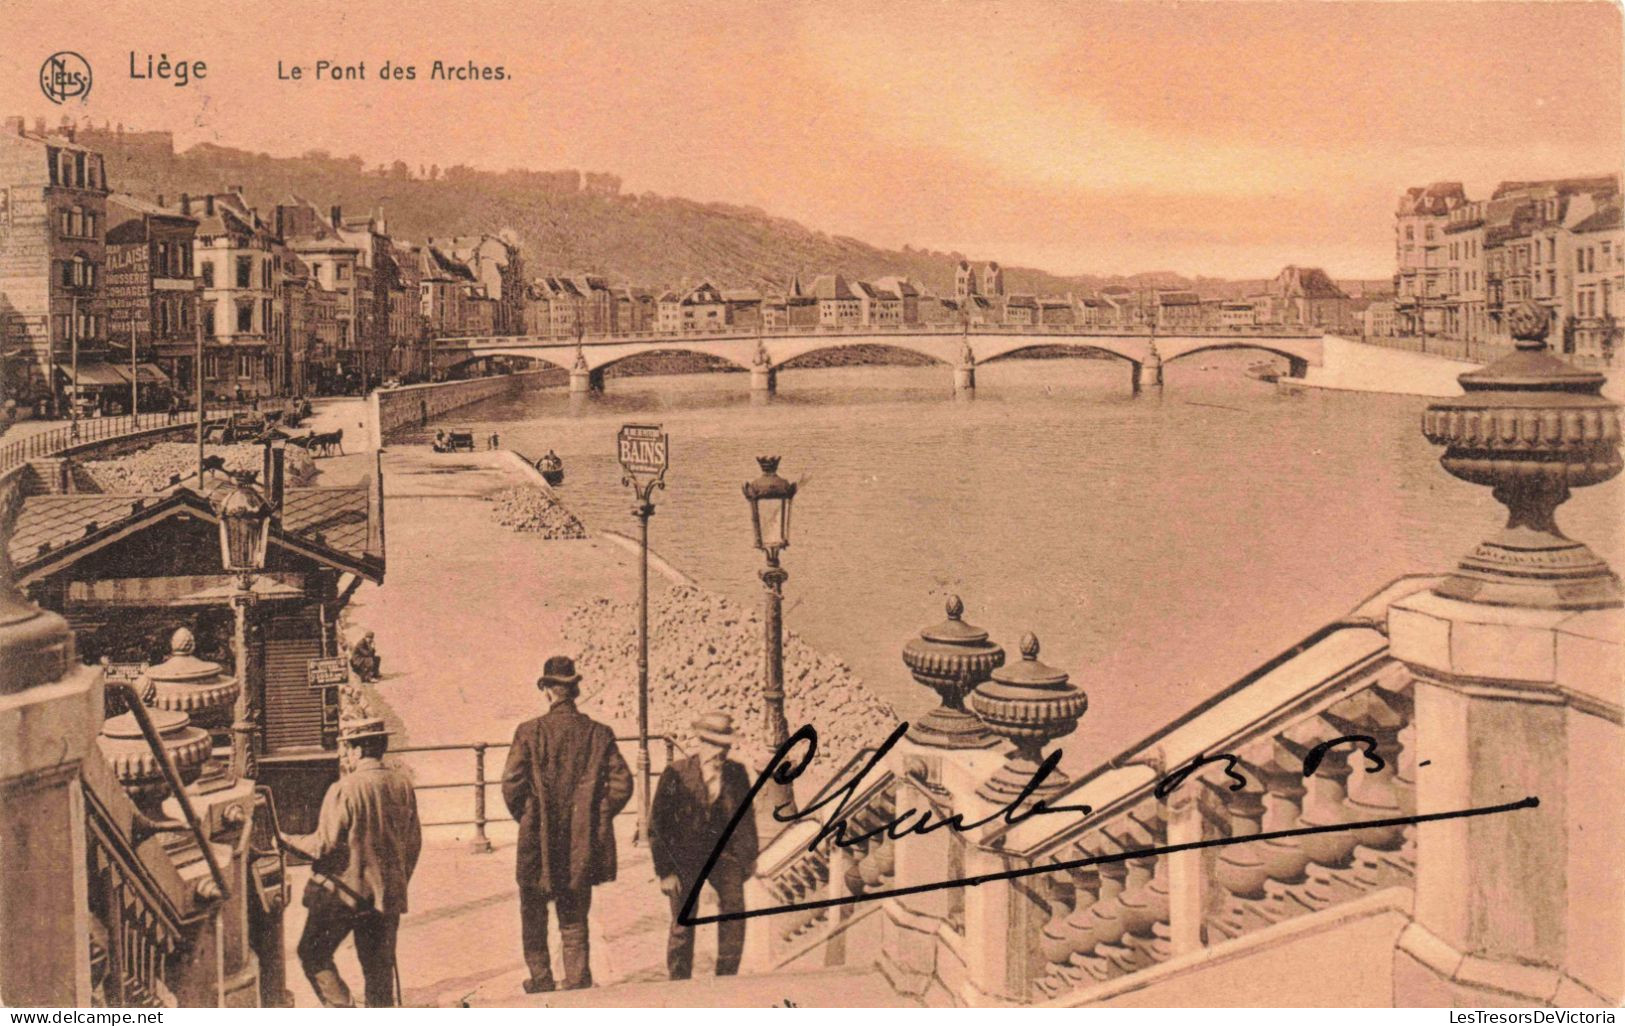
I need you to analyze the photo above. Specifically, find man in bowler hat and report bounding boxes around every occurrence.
[649,711,760,980]
[502,656,634,992]
[283,716,422,1007]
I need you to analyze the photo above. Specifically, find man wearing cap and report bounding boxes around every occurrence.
[649,711,760,980]
[282,717,422,1008]
[502,655,634,992]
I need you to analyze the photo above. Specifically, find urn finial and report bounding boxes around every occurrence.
[902,594,1005,749]
[1421,299,1622,609]
[969,631,1087,802]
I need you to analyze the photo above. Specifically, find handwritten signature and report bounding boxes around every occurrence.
[677,722,1539,927]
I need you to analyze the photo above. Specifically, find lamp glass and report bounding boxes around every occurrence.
[758,496,788,552]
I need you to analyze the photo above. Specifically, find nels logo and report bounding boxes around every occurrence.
[40,52,92,105]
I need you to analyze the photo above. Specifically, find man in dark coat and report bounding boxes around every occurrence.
[649,712,760,980]
[501,656,634,992]
[283,717,422,1008]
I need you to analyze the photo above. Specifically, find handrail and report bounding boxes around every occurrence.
[107,681,230,898]
[0,402,265,477]
[392,733,685,848]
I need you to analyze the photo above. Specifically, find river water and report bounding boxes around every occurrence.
[433,354,1623,754]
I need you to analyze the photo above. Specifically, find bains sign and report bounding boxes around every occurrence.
[617,423,668,479]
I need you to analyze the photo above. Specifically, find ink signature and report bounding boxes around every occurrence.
[677,722,1539,928]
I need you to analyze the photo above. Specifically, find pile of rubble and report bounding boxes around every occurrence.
[488,485,588,539]
[564,583,898,782]
[80,442,317,493]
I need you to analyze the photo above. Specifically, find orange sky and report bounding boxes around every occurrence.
[2,0,1620,279]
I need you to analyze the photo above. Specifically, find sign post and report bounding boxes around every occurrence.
[617,423,667,845]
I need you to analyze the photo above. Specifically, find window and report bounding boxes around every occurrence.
[237,353,255,379]
[236,256,253,289]
[201,260,215,287]
[236,300,254,333]
[1404,225,1414,241]
[1426,226,1436,241]
[73,152,85,187]
[204,303,217,338]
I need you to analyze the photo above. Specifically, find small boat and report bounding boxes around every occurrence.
[1245,361,1280,383]
[536,452,565,486]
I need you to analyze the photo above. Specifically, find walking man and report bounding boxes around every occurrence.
[502,656,634,992]
[649,712,760,980]
[283,717,422,1007]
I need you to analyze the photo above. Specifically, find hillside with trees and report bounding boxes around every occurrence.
[81,125,1384,298]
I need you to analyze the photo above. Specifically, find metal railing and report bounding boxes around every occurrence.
[0,402,263,477]
[392,733,683,852]
[437,321,1327,352]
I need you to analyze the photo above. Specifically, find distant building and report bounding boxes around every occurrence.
[1002,293,1038,326]
[1261,266,1353,331]
[0,117,110,410]
[104,193,198,398]
[448,233,525,336]
[679,282,725,331]
[1218,300,1257,329]
[722,288,763,330]
[981,261,1006,298]
[1153,290,1203,331]
[808,274,860,326]
[872,276,921,325]
[1362,299,1396,337]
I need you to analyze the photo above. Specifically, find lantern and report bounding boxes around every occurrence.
[211,472,273,574]
[742,455,796,564]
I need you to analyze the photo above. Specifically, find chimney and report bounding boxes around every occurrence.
[205,195,215,215]
[274,206,285,240]
[271,441,286,510]
[180,192,191,215]
[330,205,342,229]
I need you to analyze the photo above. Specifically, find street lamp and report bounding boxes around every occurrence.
[742,456,797,821]
[212,471,274,779]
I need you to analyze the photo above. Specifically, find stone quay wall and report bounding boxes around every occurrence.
[369,371,554,448]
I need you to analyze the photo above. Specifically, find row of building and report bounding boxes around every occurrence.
[1371,175,1624,360]
[521,263,1359,340]
[0,116,527,409]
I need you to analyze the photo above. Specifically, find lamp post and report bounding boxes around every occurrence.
[617,423,668,844]
[212,471,274,780]
[742,455,797,820]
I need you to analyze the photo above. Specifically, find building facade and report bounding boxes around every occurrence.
[104,193,198,400]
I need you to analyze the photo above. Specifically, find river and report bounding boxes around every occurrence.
[423,353,1623,754]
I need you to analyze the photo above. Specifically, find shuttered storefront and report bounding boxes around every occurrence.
[261,612,337,754]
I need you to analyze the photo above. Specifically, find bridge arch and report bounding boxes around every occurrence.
[1158,341,1312,376]
[978,341,1141,365]
[589,346,753,378]
[774,340,947,371]
[442,352,566,377]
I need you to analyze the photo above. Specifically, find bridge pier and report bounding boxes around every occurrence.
[1287,356,1309,378]
[570,366,602,393]
[1130,360,1143,396]
[750,364,777,394]
[954,363,975,394]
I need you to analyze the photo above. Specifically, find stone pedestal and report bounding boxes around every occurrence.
[0,663,101,1006]
[751,364,776,394]
[1389,591,1623,1006]
[953,365,975,393]
[164,778,263,1007]
[0,588,99,1007]
[568,366,594,393]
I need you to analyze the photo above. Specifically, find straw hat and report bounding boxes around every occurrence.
[338,717,392,743]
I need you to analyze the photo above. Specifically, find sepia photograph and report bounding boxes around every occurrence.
[0,0,1621,1013]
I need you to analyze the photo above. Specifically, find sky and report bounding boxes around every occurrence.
[2,0,1621,280]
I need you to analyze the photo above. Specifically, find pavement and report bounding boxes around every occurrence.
[281,442,699,1007]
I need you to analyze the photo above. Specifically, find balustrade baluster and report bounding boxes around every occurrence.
[1280,726,1360,869]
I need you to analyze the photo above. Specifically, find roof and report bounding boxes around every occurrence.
[1492,176,1620,201]
[873,275,919,298]
[1398,181,1467,216]
[1573,202,1623,235]
[1157,290,1201,305]
[721,288,763,303]
[1274,266,1349,300]
[10,486,383,584]
[807,274,855,300]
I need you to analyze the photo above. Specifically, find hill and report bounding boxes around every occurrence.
[80,125,1376,298]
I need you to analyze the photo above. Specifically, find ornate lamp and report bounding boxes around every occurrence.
[902,595,1004,748]
[211,472,273,577]
[743,456,796,566]
[1422,300,1622,609]
[970,632,1087,802]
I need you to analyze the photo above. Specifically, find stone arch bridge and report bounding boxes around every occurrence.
[433,326,1324,395]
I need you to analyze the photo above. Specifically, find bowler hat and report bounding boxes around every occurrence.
[539,655,582,689]
[692,711,739,746]
[338,716,392,743]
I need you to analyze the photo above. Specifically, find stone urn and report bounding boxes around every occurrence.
[969,632,1087,801]
[97,708,212,809]
[902,595,1005,748]
[139,627,239,733]
[1422,300,1622,609]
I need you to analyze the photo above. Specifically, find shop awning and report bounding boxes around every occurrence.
[57,362,127,387]
[111,363,171,385]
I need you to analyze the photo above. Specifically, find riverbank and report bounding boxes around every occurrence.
[1298,335,1624,398]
